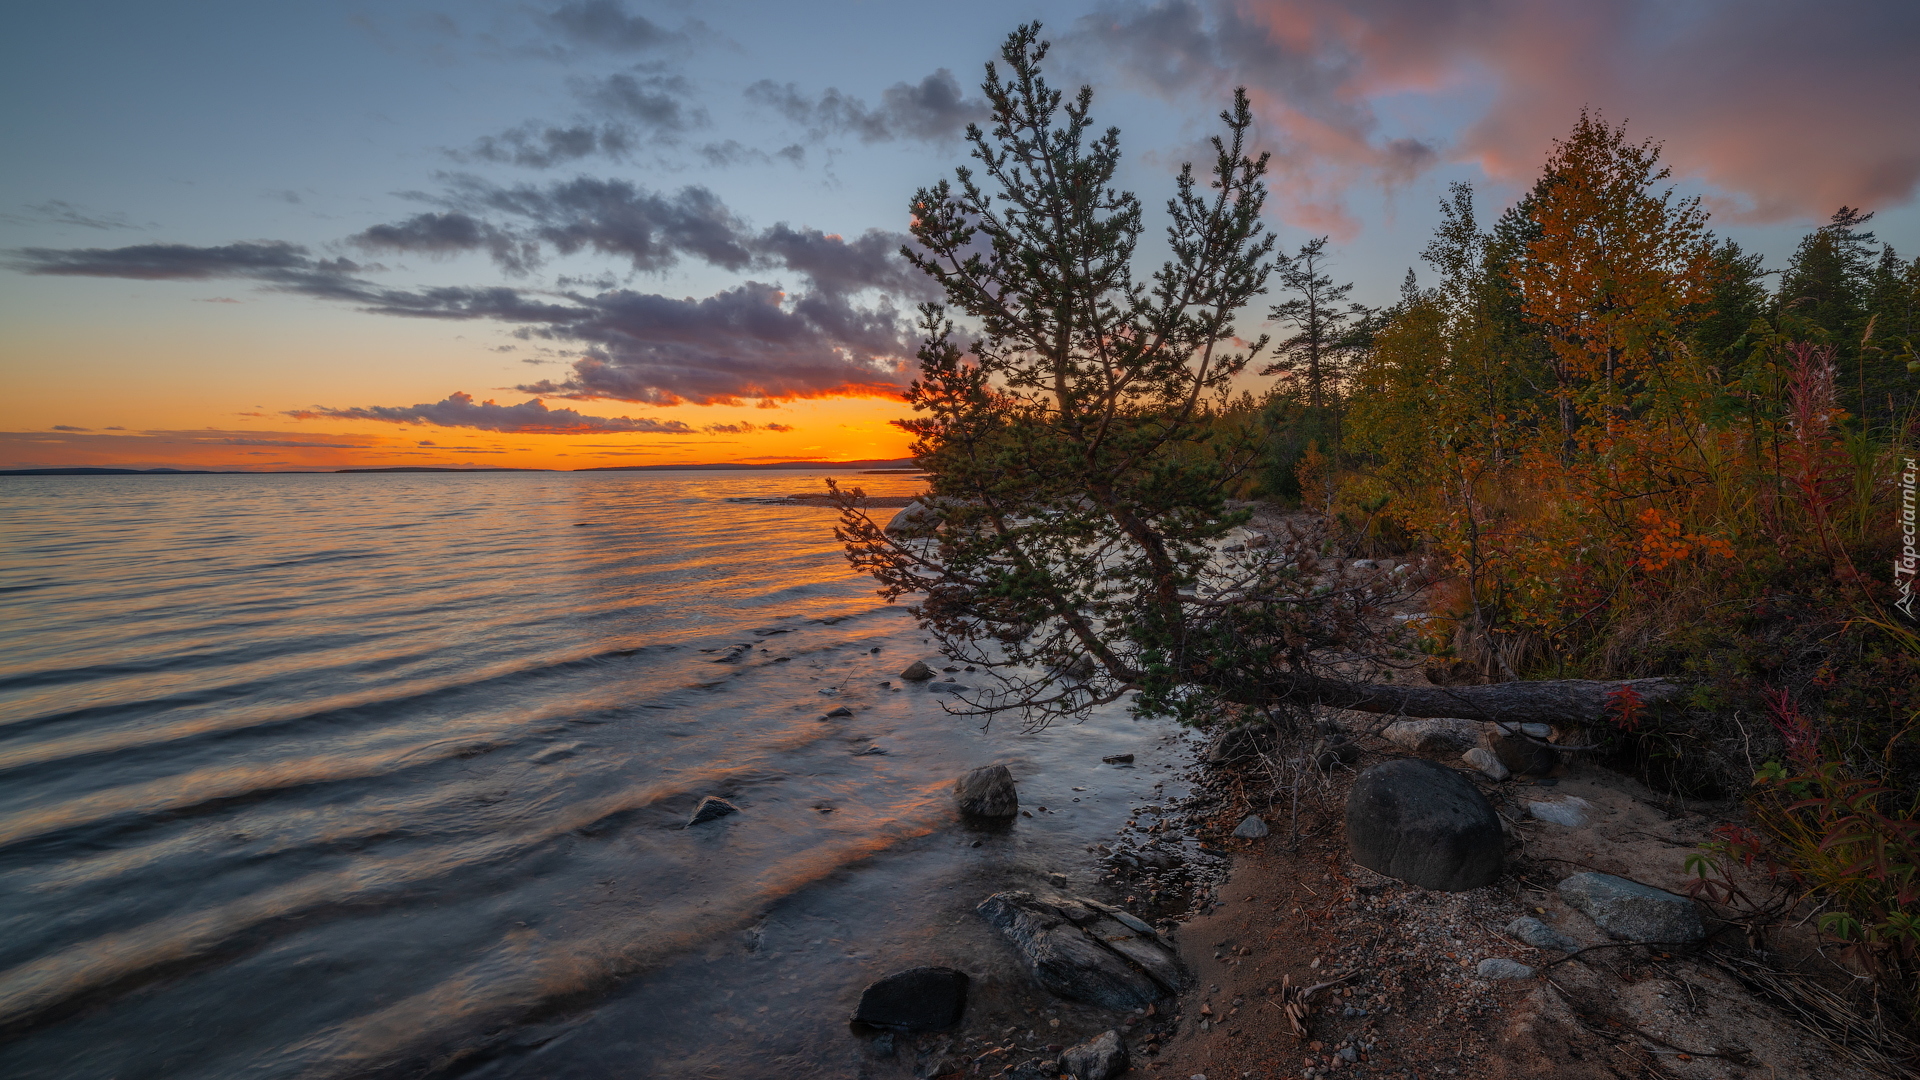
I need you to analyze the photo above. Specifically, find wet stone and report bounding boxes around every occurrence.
[851,966,969,1032]
[954,765,1019,818]
[686,796,738,826]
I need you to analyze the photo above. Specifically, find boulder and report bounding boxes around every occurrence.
[851,966,969,1031]
[954,765,1019,818]
[1002,1058,1062,1080]
[1481,724,1558,776]
[977,892,1186,1009]
[1345,759,1505,891]
[687,796,739,826]
[884,500,932,536]
[1506,916,1579,952]
[1461,747,1510,781]
[1476,958,1534,980]
[1558,872,1705,944]
[1061,1030,1129,1080]
[1231,815,1269,839]
[900,660,936,681]
[1381,718,1480,753]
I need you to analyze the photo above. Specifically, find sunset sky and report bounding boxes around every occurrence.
[3,0,1916,471]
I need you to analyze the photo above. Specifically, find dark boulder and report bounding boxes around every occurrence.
[1345,759,1504,891]
[851,966,969,1032]
[687,796,739,826]
[900,660,936,681]
[954,765,1019,818]
[977,892,1185,1009]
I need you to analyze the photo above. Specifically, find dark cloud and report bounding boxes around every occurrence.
[509,283,910,405]
[7,240,360,281]
[50,425,90,432]
[350,212,540,274]
[465,122,639,169]
[701,421,795,434]
[541,1,686,52]
[12,182,925,406]
[576,73,701,130]
[286,391,697,433]
[745,69,987,144]
[1074,0,1920,224]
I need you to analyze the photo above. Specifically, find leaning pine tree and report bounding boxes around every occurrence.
[835,24,1681,737]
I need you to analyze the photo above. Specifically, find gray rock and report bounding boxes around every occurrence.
[1526,797,1592,827]
[1481,724,1558,775]
[852,966,968,1031]
[976,891,1186,1009]
[1558,872,1705,943]
[1476,958,1534,979]
[1461,747,1510,781]
[884,500,931,536]
[1506,916,1579,952]
[1382,718,1480,753]
[823,705,854,718]
[1101,754,1135,765]
[1231,815,1269,839]
[900,660,936,681]
[955,765,1018,818]
[1345,759,1505,891]
[1003,1058,1062,1080]
[687,796,738,826]
[1061,1030,1128,1080]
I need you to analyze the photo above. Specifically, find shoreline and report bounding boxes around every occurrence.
[886,708,1914,1079]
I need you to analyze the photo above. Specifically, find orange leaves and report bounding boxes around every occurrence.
[1631,505,1734,573]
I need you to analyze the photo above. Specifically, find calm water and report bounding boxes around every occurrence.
[0,472,1185,1079]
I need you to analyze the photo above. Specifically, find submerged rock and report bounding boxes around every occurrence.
[1061,1030,1129,1080]
[687,796,739,826]
[851,966,969,1032]
[954,765,1019,818]
[977,891,1186,1009]
[1345,759,1504,891]
[1559,872,1704,943]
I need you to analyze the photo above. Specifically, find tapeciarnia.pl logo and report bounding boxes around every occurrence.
[1898,455,1917,620]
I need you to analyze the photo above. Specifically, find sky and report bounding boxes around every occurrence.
[2,0,1917,471]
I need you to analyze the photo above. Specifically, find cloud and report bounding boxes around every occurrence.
[466,122,640,169]
[507,282,911,405]
[446,177,756,273]
[576,72,702,130]
[50,425,90,432]
[7,240,363,282]
[745,68,988,144]
[350,212,540,273]
[286,391,697,433]
[2,200,144,230]
[701,422,796,434]
[540,1,689,52]
[11,183,926,406]
[1072,0,1920,224]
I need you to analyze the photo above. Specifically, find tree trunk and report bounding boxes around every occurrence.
[1282,673,1684,726]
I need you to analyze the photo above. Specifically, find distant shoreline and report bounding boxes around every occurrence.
[0,458,919,477]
